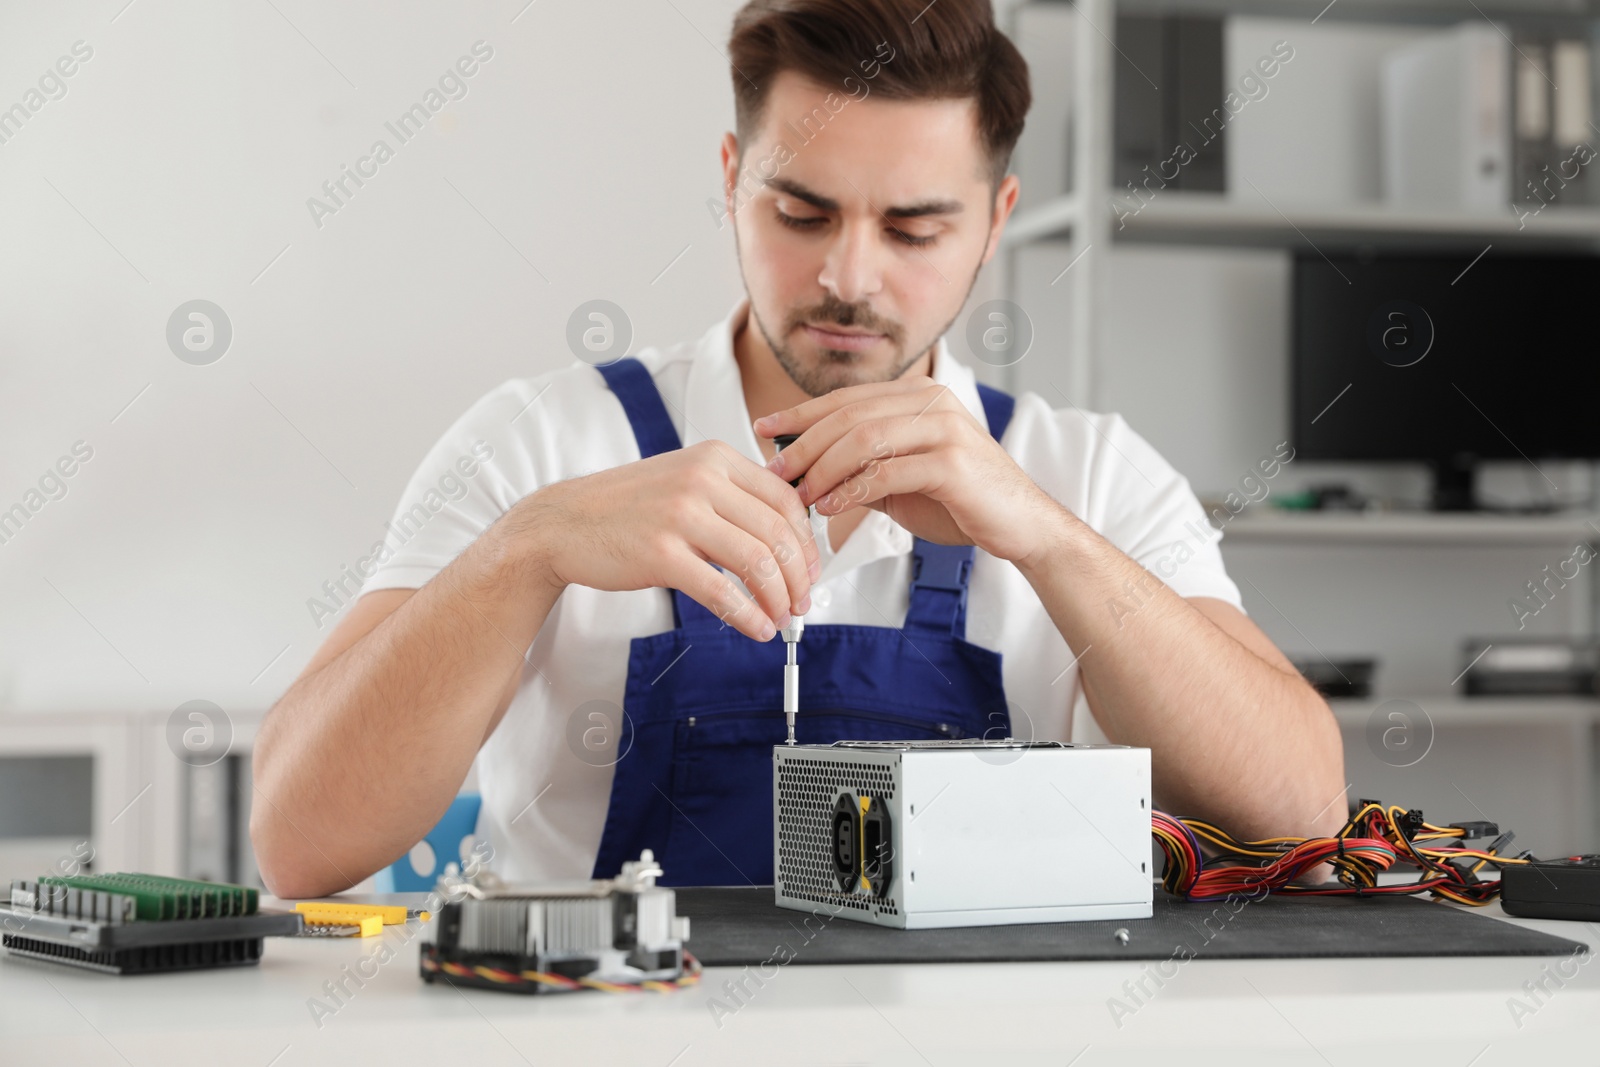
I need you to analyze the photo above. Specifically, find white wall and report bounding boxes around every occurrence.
[1011,0,1076,213]
[0,0,751,714]
[6,2,1595,737]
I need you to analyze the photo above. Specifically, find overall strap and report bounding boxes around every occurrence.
[597,358,718,633]
[599,359,1018,639]
[904,382,1016,637]
[596,358,683,459]
[976,382,1015,445]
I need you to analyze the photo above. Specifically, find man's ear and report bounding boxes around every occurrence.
[720,132,742,219]
[980,174,1021,266]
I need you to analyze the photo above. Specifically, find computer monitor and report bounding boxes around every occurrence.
[1291,250,1600,510]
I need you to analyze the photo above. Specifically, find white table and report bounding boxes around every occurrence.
[2,893,1596,1066]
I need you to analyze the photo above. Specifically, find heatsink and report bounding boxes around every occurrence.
[420,851,691,993]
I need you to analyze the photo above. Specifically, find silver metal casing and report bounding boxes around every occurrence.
[774,740,1153,929]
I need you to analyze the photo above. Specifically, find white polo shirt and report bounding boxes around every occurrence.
[361,300,1243,882]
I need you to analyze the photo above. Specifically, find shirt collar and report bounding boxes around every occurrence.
[681,299,989,576]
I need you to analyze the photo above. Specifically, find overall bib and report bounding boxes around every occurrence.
[589,357,1016,886]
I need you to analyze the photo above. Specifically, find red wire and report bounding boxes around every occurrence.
[1152,807,1505,905]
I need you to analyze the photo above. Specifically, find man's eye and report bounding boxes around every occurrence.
[891,229,936,248]
[776,210,826,231]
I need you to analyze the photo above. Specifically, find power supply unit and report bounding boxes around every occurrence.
[774,740,1152,929]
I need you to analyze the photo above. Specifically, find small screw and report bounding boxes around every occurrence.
[1114,928,1130,945]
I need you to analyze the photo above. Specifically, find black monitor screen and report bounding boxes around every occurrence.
[1291,252,1600,465]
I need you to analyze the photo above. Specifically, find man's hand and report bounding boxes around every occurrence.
[754,378,1052,563]
[517,439,819,641]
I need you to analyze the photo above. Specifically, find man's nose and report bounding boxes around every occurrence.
[817,219,883,305]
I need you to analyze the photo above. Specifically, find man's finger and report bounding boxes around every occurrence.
[777,388,972,492]
[752,375,926,439]
[813,452,948,516]
[698,441,821,578]
[670,551,778,642]
[708,485,813,618]
[770,386,972,491]
[795,411,957,507]
[683,513,800,632]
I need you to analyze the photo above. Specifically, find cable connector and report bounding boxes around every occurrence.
[1485,831,1516,857]
[1454,820,1499,840]
[1399,809,1426,836]
[1444,855,1482,885]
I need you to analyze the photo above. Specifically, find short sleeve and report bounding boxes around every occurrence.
[1075,411,1244,610]
[358,379,547,595]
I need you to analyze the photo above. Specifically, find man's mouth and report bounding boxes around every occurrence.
[801,323,885,352]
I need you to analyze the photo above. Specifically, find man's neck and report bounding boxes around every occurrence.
[733,305,936,457]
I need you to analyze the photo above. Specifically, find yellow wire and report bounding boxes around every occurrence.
[1157,803,1518,904]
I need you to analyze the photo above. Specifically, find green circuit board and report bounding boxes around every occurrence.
[4,872,292,975]
[35,872,258,920]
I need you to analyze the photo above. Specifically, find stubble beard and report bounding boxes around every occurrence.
[749,283,979,398]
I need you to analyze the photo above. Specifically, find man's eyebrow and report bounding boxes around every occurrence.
[766,177,963,219]
[767,178,839,212]
[883,199,964,219]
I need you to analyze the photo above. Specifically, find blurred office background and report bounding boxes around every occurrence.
[2,0,1598,887]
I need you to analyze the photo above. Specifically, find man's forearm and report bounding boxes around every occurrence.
[1013,502,1347,842]
[251,500,565,898]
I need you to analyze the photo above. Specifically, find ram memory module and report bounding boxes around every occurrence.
[2,873,299,975]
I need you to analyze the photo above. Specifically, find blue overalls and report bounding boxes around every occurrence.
[589,357,1016,886]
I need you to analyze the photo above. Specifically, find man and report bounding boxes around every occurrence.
[252,0,1344,898]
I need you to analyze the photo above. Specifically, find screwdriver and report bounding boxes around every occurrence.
[774,434,808,745]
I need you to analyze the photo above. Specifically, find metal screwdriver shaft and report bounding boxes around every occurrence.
[775,434,807,745]
[781,615,804,745]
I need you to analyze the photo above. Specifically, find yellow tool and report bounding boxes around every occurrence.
[296,907,382,938]
[293,901,428,926]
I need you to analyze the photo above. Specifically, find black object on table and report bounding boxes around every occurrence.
[674,887,1586,966]
[1502,855,1600,922]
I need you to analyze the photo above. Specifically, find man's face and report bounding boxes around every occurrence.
[723,71,1017,397]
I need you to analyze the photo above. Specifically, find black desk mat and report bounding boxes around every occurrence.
[675,888,1588,965]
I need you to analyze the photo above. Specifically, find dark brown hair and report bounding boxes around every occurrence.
[728,0,1031,187]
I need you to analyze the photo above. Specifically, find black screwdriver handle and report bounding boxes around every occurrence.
[774,434,803,489]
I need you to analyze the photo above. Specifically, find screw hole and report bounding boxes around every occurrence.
[1140,798,1145,808]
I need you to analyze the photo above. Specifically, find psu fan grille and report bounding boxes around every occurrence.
[776,756,899,915]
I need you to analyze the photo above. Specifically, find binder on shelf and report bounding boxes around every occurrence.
[1511,30,1596,212]
[1380,23,1511,211]
[1112,15,1225,196]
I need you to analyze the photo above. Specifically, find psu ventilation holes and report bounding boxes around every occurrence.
[776,759,898,912]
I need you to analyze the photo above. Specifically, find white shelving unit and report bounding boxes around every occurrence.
[1012,192,1600,248]
[0,710,264,882]
[1002,0,1600,853]
[1222,510,1600,545]
[1329,694,1600,727]
[1001,0,1600,403]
